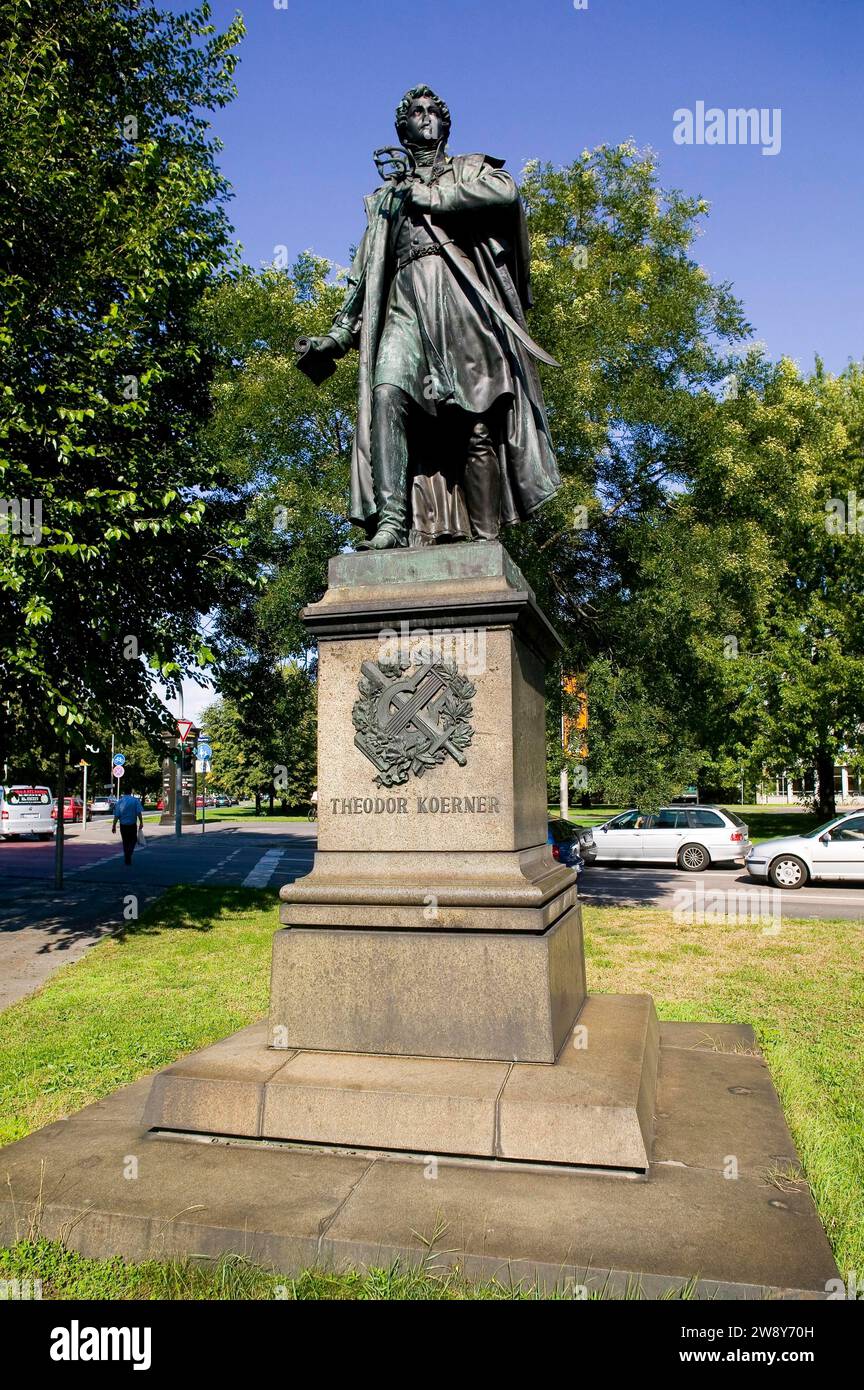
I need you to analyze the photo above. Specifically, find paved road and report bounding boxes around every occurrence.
[0,819,316,1010]
[580,860,864,923]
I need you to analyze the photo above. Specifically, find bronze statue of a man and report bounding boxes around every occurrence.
[298,84,561,549]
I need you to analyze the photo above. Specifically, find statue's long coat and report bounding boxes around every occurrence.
[327,153,561,531]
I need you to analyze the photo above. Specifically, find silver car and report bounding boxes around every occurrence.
[0,784,56,839]
[745,810,864,888]
[594,806,750,871]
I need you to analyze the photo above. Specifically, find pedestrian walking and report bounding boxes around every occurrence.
[112,791,144,865]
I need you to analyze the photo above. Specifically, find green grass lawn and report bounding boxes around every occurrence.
[0,885,861,1295]
[0,1238,683,1300]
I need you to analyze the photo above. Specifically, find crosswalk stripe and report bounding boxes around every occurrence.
[241,849,285,888]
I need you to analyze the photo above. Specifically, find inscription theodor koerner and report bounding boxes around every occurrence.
[352,656,476,787]
[330,794,501,816]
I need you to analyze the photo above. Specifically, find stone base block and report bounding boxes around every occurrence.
[280,846,577,924]
[1,1020,838,1297]
[144,995,658,1170]
[268,903,586,1063]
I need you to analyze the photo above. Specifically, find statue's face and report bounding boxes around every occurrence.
[404,94,444,146]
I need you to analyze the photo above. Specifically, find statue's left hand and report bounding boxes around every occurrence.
[410,181,433,212]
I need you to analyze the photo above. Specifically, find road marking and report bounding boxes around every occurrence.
[242,849,285,888]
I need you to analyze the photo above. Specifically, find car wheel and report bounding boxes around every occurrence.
[768,854,808,890]
[678,842,709,872]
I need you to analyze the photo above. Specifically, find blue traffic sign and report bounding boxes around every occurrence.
[112,753,126,766]
[195,742,212,761]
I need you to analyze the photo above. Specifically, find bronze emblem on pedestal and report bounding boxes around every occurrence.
[352,657,475,787]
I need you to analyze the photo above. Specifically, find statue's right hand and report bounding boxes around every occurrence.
[294,334,342,384]
[299,335,338,356]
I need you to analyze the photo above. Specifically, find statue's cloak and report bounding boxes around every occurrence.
[327,153,561,532]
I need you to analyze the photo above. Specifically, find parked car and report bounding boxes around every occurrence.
[547,818,595,879]
[746,810,864,888]
[0,784,56,839]
[90,796,114,815]
[51,796,91,824]
[593,806,750,871]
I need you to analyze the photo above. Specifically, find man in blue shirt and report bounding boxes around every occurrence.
[112,792,144,864]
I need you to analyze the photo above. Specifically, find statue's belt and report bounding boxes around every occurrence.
[396,241,452,271]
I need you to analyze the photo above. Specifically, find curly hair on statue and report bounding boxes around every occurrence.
[394,84,452,147]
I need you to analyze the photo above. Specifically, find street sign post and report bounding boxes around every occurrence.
[173,720,196,837]
[195,738,211,833]
[78,760,89,835]
[112,752,125,799]
[114,764,125,779]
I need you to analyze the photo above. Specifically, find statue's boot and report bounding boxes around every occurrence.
[463,416,502,541]
[364,384,411,549]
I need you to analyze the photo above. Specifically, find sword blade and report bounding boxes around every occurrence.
[419,214,561,368]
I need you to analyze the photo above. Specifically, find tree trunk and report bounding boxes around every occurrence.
[254,789,261,815]
[815,747,836,819]
[268,784,274,814]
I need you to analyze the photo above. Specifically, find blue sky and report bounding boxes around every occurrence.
[175,0,863,721]
[190,0,863,374]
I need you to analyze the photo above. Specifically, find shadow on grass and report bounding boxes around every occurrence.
[111,885,280,944]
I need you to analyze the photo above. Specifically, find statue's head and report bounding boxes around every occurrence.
[395,85,451,151]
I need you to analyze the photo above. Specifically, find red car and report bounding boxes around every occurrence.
[51,796,91,823]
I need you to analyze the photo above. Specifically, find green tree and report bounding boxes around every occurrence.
[694,360,864,817]
[0,0,248,775]
[202,663,316,812]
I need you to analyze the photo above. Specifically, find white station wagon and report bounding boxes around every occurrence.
[745,810,864,888]
[594,806,750,871]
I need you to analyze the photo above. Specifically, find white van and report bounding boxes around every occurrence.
[0,785,56,839]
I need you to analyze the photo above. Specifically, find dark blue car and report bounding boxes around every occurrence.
[547,818,596,880]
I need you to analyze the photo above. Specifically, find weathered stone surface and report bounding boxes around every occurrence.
[143,1022,289,1138]
[326,541,528,592]
[1,1078,370,1272]
[305,627,547,857]
[498,995,659,1168]
[318,1139,836,1298]
[653,1046,800,1176]
[263,1052,509,1155]
[659,1020,760,1054]
[0,1023,838,1297]
[306,542,561,663]
[269,905,586,1063]
[281,878,578,932]
[280,845,576,918]
[145,997,654,1170]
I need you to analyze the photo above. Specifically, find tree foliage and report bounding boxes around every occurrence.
[0,0,248,769]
